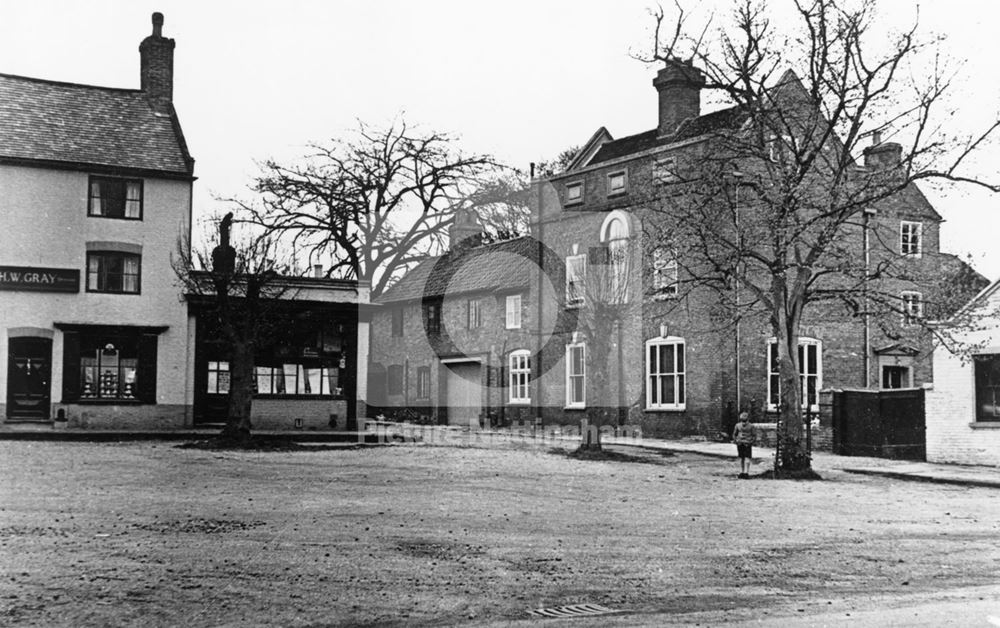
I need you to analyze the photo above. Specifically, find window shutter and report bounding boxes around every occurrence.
[61,331,80,401]
[137,334,158,403]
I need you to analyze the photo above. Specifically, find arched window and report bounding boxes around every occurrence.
[600,211,632,303]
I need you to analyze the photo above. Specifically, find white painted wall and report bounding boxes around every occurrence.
[926,286,1000,466]
[0,164,192,419]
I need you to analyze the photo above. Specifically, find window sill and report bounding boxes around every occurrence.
[69,399,149,405]
[969,422,1000,429]
[607,190,627,198]
[87,214,143,221]
[652,292,678,301]
[645,406,686,413]
[255,394,344,401]
[508,400,531,406]
[564,405,586,411]
[564,199,583,207]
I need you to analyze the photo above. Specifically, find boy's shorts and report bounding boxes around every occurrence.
[736,444,752,459]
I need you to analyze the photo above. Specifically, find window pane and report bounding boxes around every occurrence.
[649,345,658,375]
[769,343,778,373]
[769,374,780,407]
[208,371,218,393]
[125,181,141,218]
[649,375,659,405]
[677,374,685,404]
[256,367,273,395]
[676,344,684,373]
[283,364,297,393]
[661,375,674,404]
[572,377,584,403]
[660,345,675,375]
[807,344,817,375]
[302,366,321,395]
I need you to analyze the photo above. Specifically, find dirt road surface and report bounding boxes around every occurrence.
[1,438,999,626]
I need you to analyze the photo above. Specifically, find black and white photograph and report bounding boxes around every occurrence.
[2,1,1000,625]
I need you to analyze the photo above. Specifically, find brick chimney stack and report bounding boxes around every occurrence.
[139,12,175,113]
[653,58,705,137]
[863,132,902,169]
[449,208,483,253]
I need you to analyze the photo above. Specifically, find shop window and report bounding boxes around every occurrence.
[88,176,142,219]
[87,252,140,294]
[61,327,158,403]
[254,364,340,396]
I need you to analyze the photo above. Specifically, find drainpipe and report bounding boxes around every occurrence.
[863,208,875,388]
[535,176,545,426]
[732,172,744,410]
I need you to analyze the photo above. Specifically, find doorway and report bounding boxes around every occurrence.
[7,337,52,421]
[444,362,482,428]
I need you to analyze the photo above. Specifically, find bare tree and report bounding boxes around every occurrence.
[173,213,297,441]
[234,120,502,296]
[637,0,998,471]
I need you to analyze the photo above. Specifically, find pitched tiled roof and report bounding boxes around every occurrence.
[0,73,192,175]
[377,237,537,303]
[589,105,746,165]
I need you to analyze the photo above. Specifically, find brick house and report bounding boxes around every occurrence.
[0,13,196,428]
[369,60,984,439]
[926,280,1000,465]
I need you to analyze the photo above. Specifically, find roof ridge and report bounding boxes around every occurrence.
[0,72,141,94]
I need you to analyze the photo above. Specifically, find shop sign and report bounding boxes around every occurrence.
[0,266,80,293]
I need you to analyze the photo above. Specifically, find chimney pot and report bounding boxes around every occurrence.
[872,130,882,146]
[152,12,164,37]
[313,264,323,279]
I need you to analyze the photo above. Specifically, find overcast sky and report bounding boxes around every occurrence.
[3,1,999,278]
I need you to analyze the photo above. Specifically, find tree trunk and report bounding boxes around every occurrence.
[222,339,255,442]
[774,288,811,471]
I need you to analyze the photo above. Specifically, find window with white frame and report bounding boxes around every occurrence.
[900,221,922,257]
[565,343,586,408]
[467,298,483,329]
[508,350,531,404]
[652,246,678,296]
[646,337,685,410]
[505,294,522,329]
[654,156,678,184]
[565,181,583,205]
[767,338,822,412]
[768,133,796,163]
[901,291,923,326]
[607,170,627,195]
[600,213,631,303]
[565,254,586,308]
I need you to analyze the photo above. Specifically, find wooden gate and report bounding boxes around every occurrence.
[832,389,925,460]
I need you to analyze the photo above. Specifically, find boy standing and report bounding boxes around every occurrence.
[732,411,756,479]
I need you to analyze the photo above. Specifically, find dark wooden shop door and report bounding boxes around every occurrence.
[7,337,52,421]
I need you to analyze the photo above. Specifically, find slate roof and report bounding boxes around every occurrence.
[0,73,193,175]
[589,105,746,165]
[377,237,537,303]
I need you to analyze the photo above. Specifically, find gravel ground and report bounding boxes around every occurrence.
[1,438,999,627]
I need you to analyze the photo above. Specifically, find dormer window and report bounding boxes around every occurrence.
[608,170,627,196]
[565,181,583,206]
